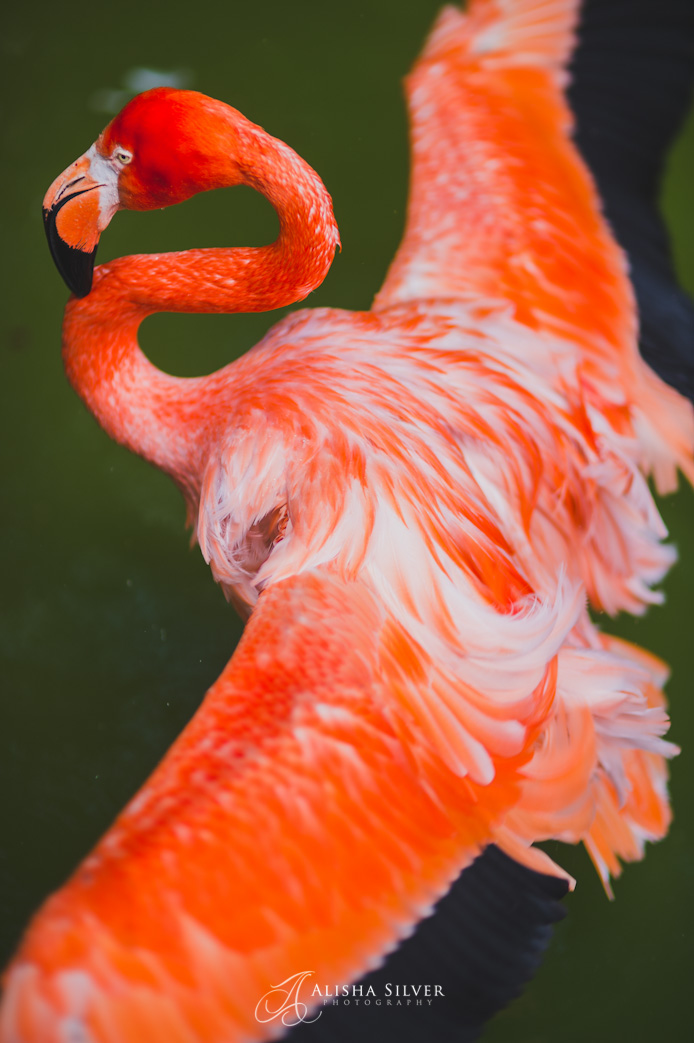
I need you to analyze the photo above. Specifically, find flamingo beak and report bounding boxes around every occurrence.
[43,153,105,298]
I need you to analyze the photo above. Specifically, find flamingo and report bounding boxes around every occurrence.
[3,0,694,1040]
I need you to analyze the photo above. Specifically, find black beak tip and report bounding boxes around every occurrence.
[43,205,96,299]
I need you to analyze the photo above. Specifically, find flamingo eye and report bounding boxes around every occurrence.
[113,148,133,166]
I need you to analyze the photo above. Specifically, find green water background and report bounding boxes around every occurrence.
[1,1,692,1040]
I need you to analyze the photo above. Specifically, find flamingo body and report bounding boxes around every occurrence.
[2,1,693,1040]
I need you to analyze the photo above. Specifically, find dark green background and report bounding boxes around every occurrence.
[1,2,692,1040]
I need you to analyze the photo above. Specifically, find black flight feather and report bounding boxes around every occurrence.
[568,0,694,402]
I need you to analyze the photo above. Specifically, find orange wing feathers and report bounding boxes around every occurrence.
[375,0,694,490]
[375,1,624,344]
[3,572,526,1041]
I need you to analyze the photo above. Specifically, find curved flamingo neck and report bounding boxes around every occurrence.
[61,109,339,502]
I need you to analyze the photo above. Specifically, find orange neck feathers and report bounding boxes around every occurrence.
[57,92,339,495]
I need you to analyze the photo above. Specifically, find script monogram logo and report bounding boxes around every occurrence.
[254,970,322,1027]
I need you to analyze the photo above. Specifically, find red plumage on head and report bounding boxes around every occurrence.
[99,87,245,208]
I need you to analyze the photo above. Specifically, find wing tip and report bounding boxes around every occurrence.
[422,1,581,77]
[282,845,569,1042]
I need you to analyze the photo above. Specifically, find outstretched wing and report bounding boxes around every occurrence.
[375,0,694,402]
[374,0,631,356]
[2,570,542,1043]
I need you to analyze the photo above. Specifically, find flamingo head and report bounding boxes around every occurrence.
[43,88,247,298]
